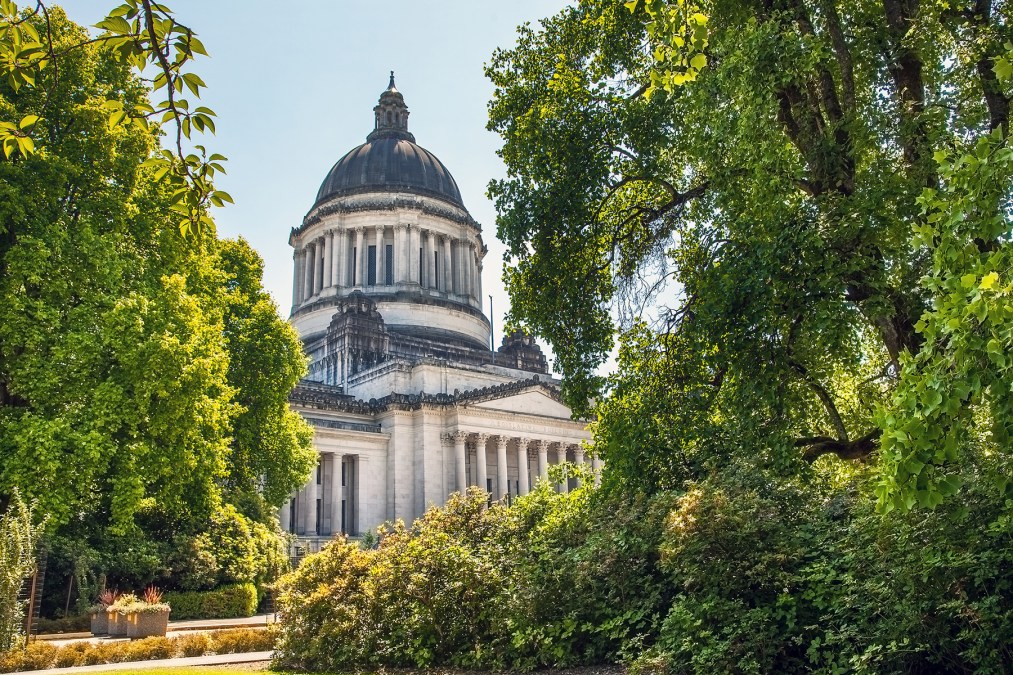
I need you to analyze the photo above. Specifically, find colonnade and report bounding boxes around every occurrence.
[292,224,482,306]
[279,451,350,537]
[447,432,601,500]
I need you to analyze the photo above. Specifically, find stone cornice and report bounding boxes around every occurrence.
[288,376,580,418]
[295,192,481,237]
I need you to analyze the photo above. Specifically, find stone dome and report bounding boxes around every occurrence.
[314,73,464,209]
[315,137,464,208]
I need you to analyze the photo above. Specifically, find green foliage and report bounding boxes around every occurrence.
[0,9,311,612]
[276,464,1013,673]
[275,489,510,671]
[0,489,41,652]
[0,0,229,238]
[171,505,288,592]
[275,484,675,671]
[486,0,1013,513]
[162,583,258,621]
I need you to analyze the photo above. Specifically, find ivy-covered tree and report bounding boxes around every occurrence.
[487,0,1013,508]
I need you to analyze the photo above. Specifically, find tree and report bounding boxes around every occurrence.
[214,238,316,512]
[0,8,312,552]
[487,0,1013,507]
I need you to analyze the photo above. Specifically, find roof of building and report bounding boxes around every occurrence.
[314,74,464,209]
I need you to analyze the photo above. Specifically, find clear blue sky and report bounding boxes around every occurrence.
[56,0,567,349]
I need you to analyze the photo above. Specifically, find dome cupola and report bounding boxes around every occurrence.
[314,73,464,208]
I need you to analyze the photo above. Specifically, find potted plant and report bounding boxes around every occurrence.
[126,586,171,638]
[106,593,139,637]
[89,589,119,635]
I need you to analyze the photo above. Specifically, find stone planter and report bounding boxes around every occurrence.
[126,608,170,638]
[89,609,109,635]
[107,608,129,637]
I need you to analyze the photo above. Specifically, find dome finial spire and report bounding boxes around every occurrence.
[388,70,396,90]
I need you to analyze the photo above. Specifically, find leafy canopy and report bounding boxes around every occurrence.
[487,0,1013,510]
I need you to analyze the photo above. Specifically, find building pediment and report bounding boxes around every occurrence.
[464,386,573,419]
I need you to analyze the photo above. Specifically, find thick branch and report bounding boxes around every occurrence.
[820,0,856,116]
[881,0,935,187]
[798,429,879,462]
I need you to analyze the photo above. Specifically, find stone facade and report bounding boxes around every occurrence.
[282,77,592,552]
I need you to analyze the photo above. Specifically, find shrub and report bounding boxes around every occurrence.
[171,505,289,592]
[174,632,213,658]
[0,627,271,672]
[209,626,276,653]
[36,615,90,634]
[163,583,257,620]
[274,488,511,672]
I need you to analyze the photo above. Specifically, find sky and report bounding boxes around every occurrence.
[56,0,567,351]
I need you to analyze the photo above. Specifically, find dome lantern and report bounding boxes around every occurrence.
[368,71,413,143]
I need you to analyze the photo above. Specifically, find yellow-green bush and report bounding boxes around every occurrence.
[0,627,273,672]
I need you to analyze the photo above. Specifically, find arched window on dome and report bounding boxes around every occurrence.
[386,110,392,125]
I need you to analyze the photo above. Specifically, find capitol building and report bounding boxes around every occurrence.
[279,75,593,548]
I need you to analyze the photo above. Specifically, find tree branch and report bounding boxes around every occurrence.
[798,429,879,461]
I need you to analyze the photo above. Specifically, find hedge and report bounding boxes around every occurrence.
[163,583,258,620]
[0,627,274,672]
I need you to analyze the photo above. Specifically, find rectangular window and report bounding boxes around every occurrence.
[288,501,296,534]
[385,245,394,285]
[367,245,377,285]
[316,462,321,484]
[341,500,346,534]
[351,248,357,285]
[434,251,439,289]
[315,499,322,535]
[419,247,424,284]
[341,461,346,487]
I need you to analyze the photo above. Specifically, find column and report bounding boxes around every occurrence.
[574,445,585,488]
[314,239,324,295]
[476,252,484,302]
[303,242,315,301]
[475,434,489,495]
[409,225,419,284]
[330,453,343,535]
[323,231,333,288]
[471,243,479,302]
[354,227,365,287]
[537,440,549,483]
[592,449,603,487]
[496,435,509,499]
[517,438,530,496]
[292,250,302,305]
[442,236,452,293]
[279,496,291,532]
[333,229,343,288]
[421,230,431,288]
[394,225,407,283]
[376,226,386,285]
[453,239,463,295]
[302,458,319,534]
[453,432,467,492]
[556,443,568,494]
